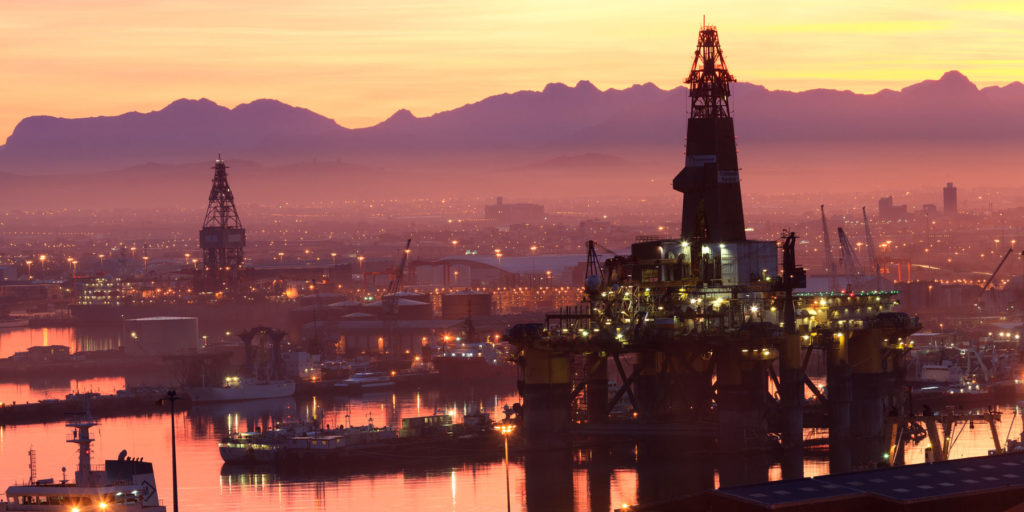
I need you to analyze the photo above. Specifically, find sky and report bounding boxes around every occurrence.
[2,0,1024,138]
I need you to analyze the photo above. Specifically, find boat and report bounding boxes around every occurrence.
[187,377,295,403]
[1,413,166,511]
[432,342,518,383]
[334,372,394,392]
[0,317,29,329]
[220,410,502,468]
[219,420,317,464]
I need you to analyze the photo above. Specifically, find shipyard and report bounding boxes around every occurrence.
[5,5,1024,512]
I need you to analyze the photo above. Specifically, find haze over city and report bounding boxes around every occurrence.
[3,2,1024,512]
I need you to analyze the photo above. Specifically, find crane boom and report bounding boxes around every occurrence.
[837,226,862,276]
[862,206,880,278]
[821,205,837,289]
[977,247,1014,304]
[388,238,413,295]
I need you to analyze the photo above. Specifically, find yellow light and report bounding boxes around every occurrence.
[72,508,80,512]
[99,503,108,510]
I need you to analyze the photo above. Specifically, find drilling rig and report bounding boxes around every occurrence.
[198,155,246,291]
[507,24,919,485]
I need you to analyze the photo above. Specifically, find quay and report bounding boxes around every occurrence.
[0,390,186,426]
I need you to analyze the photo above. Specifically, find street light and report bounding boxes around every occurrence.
[157,390,181,512]
[496,422,516,512]
[98,254,105,272]
[25,259,32,277]
[330,252,337,265]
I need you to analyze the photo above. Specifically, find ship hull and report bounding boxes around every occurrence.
[187,380,295,403]
[431,357,518,383]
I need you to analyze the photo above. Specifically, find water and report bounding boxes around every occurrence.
[0,326,122,359]
[2,326,1023,510]
[0,388,644,511]
[0,327,126,404]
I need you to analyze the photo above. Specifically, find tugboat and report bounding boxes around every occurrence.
[1,413,166,511]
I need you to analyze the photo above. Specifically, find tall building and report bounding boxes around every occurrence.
[879,196,908,221]
[943,182,958,215]
[484,196,544,224]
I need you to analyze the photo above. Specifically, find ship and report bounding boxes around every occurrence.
[1,413,166,512]
[431,342,518,383]
[333,372,394,392]
[187,376,295,403]
[219,409,500,467]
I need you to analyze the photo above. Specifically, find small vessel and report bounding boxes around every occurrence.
[187,377,295,403]
[220,410,501,468]
[219,420,316,464]
[1,413,166,511]
[432,342,518,383]
[335,372,394,392]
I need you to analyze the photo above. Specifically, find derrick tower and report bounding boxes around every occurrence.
[199,155,245,289]
[673,24,745,242]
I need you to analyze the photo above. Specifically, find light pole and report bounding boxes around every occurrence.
[158,390,181,512]
[184,253,190,265]
[497,422,515,512]
[98,254,105,273]
[330,252,337,265]
[25,259,32,278]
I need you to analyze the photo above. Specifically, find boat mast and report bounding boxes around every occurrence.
[66,412,99,487]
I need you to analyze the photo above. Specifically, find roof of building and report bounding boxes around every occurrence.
[125,316,198,322]
[712,452,1024,509]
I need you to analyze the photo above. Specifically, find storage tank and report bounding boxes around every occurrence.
[123,316,200,355]
[441,291,492,320]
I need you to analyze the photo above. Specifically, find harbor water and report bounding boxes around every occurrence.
[3,327,1024,510]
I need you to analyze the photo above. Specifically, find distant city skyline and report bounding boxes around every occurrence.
[3,0,1024,138]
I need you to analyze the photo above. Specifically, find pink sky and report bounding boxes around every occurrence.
[3,0,1023,138]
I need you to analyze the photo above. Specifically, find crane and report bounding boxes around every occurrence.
[383,238,412,316]
[837,226,863,279]
[862,206,881,278]
[975,247,1014,309]
[821,205,837,290]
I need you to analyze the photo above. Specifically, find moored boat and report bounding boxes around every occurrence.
[187,377,295,403]
[1,413,166,512]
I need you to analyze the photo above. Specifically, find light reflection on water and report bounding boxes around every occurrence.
[0,326,124,359]
[2,388,1022,511]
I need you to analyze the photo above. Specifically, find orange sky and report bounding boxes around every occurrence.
[2,0,1023,139]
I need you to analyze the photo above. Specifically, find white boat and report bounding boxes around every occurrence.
[335,372,394,392]
[1,414,166,512]
[187,377,295,403]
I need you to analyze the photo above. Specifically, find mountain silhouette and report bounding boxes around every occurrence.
[1,71,1023,207]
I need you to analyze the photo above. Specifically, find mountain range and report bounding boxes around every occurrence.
[1,71,1022,207]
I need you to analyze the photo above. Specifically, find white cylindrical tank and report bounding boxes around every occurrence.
[123,316,200,355]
